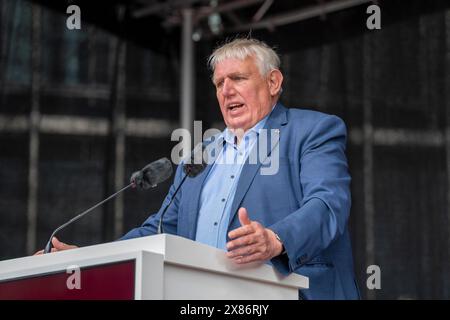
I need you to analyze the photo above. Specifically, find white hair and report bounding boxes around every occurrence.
[208,38,281,77]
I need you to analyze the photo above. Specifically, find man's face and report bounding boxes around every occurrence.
[213,56,281,132]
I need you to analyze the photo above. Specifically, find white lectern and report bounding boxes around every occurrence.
[0,234,308,299]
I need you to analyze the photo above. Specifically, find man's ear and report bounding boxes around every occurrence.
[268,69,283,96]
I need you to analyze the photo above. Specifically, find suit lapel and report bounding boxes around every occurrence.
[228,103,288,227]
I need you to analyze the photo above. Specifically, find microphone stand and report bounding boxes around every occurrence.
[157,162,207,234]
[43,183,135,254]
[157,174,188,234]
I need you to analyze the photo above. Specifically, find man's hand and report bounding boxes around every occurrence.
[226,207,283,264]
[34,237,78,255]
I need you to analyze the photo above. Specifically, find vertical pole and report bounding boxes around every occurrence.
[444,9,450,300]
[112,6,127,239]
[418,14,434,299]
[363,33,375,300]
[26,3,41,255]
[113,37,126,239]
[104,6,127,241]
[180,8,195,152]
[103,38,116,242]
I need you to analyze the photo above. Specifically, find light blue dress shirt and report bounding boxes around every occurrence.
[195,112,271,250]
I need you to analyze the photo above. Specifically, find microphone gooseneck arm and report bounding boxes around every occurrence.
[157,159,208,234]
[157,173,188,234]
[43,183,135,254]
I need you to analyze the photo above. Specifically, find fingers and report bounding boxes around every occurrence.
[33,248,60,255]
[33,238,77,256]
[228,208,256,240]
[33,250,44,256]
[51,237,77,251]
[228,224,254,240]
[226,208,280,264]
[227,233,256,251]
[238,207,251,226]
[51,236,65,250]
[231,252,263,264]
[227,242,261,259]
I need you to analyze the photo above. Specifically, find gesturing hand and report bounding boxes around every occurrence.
[226,207,283,264]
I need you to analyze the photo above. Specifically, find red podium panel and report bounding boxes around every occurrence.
[0,260,135,300]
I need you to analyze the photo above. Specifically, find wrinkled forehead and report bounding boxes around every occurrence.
[212,56,260,80]
[211,49,258,68]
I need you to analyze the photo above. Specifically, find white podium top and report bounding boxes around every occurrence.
[0,234,308,299]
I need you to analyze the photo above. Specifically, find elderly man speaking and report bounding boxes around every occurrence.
[45,38,360,300]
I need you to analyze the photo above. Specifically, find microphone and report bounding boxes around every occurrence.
[184,159,207,177]
[43,157,173,254]
[157,145,208,234]
[130,157,173,190]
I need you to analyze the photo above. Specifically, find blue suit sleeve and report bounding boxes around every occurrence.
[269,115,351,274]
[118,164,184,240]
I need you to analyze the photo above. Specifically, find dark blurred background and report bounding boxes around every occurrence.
[0,0,449,299]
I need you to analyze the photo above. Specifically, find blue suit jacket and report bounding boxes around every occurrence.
[121,103,360,300]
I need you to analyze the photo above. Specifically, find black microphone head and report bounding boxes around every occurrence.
[130,170,147,189]
[183,143,208,178]
[183,163,207,177]
[131,157,173,190]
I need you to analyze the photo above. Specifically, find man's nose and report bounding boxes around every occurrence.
[222,78,235,96]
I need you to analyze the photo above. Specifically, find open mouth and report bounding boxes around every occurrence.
[227,103,244,111]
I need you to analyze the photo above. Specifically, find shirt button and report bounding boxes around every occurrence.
[214,222,218,226]
[221,198,225,202]
[231,175,235,179]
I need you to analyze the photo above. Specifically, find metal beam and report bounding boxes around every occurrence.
[3,83,173,101]
[161,0,265,27]
[349,128,444,147]
[132,0,207,19]
[0,113,445,146]
[195,0,264,21]
[0,114,176,137]
[228,0,372,32]
[252,0,273,22]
